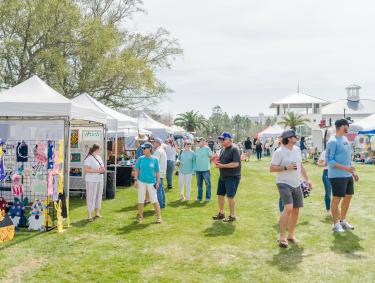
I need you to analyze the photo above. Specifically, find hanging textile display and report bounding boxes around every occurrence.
[47,140,54,169]
[33,142,48,163]
[16,141,28,162]
[11,173,23,196]
[0,140,5,181]
[28,199,46,231]
[8,197,28,229]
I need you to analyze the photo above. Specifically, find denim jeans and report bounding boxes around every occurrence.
[157,178,166,208]
[166,160,175,188]
[322,169,332,210]
[196,171,211,201]
[256,151,262,160]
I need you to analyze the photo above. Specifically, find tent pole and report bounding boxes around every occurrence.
[114,130,118,190]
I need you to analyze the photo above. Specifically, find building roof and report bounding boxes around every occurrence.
[322,99,375,116]
[270,92,330,108]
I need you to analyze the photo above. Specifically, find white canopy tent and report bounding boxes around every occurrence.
[72,93,137,131]
[350,114,375,134]
[137,112,173,140]
[72,93,139,189]
[0,75,107,202]
[170,125,186,135]
[258,124,285,141]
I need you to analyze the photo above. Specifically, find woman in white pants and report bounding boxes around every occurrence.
[176,140,196,201]
[84,144,105,221]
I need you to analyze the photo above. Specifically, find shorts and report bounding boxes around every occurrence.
[329,177,354,197]
[137,181,158,204]
[277,183,303,208]
[217,176,241,198]
[244,149,252,154]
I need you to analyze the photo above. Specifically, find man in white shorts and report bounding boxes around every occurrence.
[134,142,162,224]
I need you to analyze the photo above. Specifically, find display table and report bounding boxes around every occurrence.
[107,165,134,187]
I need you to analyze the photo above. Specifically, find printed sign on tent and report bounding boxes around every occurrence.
[82,130,102,141]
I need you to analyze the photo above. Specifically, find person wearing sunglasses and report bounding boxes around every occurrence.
[134,142,162,224]
[212,132,241,222]
[176,140,196,201]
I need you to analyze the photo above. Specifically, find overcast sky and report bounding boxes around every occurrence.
[131,0,375,117]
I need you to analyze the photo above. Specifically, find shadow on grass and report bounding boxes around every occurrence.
[72,219,91,228]
[320,216,332,224]
[69,197,87,212]
[116,204,138,213]
[330,230,365,259]
[117,221,152,235]
[203,221,235,237]
[268,245,304,271]
[168,200,186,208]
[184,201,208,209]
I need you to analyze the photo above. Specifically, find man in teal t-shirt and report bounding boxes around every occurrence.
[134,142,162,224]
[195,137,213,202]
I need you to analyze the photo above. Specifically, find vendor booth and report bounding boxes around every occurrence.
[0,76,106,233]
[137,112,173,140]
[258,124,285,142]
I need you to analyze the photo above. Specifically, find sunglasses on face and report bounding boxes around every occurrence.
[141,147,151,150]
[186,143,191,145]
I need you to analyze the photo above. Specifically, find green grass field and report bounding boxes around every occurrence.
[1,158,375,282]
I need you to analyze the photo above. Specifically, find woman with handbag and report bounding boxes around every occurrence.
[84,144,105,221]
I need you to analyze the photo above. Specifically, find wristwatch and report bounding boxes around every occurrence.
[283,166,287,171]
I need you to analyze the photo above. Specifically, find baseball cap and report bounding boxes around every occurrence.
[141,142,153,149]
[281,130,296,139]
[335,118,350,128]
[218,132,232,140]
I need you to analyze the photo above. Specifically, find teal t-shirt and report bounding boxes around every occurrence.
[195,146,212,171]
[135,156,160,184]
[178,150,196,174]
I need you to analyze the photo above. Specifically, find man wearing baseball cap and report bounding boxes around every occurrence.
[270,129,312,248]
[326,119,359,233]
[212,132,241,222]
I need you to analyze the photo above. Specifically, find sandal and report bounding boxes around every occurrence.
[87,218,93,222]
[156,217,162,224]
[136,214,143,223]
[277,239,289,248]
[212,213,225,220]
[223,216,236,222]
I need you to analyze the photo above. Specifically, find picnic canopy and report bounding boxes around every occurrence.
[0,76,106,124]
[258,124,285,141]
[137,112,173,140]
[72,93,137,131]
[350,114,375,135]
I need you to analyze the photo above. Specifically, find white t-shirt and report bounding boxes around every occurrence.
[165,144,176,161]
[319,150,328,170]
[84,155,104,182]
[153,146,167,178]
[271,145,302,187]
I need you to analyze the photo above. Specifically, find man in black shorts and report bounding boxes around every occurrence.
[326,119,359,233]
[212,132,241,222]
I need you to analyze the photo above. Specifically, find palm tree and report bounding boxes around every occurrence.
[174,110,208,133]
[279,112,310,130]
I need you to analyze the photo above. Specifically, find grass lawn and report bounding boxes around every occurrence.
[1,158,375,282]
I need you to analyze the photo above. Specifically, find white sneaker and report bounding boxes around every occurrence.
[340,220,354,230]
[332,223,345,233]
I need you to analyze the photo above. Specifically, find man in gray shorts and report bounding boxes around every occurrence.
[270,129,312,248]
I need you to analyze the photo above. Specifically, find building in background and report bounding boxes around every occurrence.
[321,84,375,126]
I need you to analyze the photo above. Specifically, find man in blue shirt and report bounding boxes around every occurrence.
[326,119,359,233]
[195,137,213,202]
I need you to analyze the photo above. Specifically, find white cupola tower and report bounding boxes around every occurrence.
[346,84,361,102]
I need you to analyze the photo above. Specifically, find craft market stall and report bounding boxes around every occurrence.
[72,94,138,191]
[137,112,173,140]
[350,114,375,163]
[0,76,106,236]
